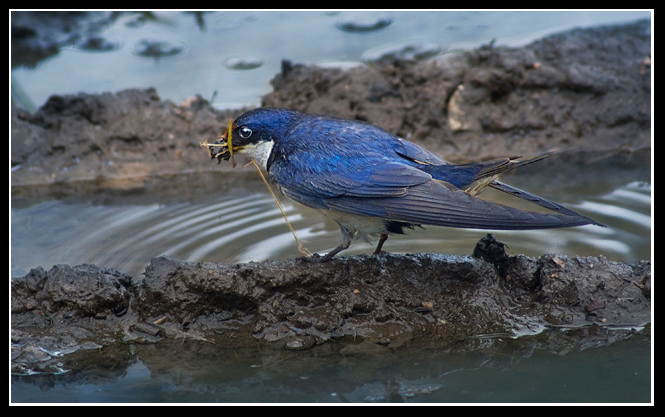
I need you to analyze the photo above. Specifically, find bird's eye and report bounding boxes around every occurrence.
[238,126,252,139]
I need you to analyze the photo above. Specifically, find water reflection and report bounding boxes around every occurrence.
[11,327,651,403]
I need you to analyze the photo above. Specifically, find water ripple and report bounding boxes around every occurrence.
[11,180,651,278]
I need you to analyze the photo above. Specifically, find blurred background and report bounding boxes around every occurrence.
[11,10,652,111]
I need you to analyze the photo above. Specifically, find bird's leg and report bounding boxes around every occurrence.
[318,241,351,262]
[303,227,353,262]
[373,233,389,255]
[317,227,354,261]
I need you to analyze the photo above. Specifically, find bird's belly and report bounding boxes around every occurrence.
[316,209,388,241]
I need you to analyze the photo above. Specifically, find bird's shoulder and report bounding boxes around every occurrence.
[268,117,440,200]
[278,114,446,164]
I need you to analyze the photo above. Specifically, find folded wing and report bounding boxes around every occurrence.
[270,151,600,230]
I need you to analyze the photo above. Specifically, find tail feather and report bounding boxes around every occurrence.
[471,154,550,182]
[416,151,604,228]
[325,180,604,231]
[421,154,551,191]
[489,180,605,227]
[390,181,603,230]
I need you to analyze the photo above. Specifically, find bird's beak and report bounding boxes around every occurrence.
[201,119,240,166]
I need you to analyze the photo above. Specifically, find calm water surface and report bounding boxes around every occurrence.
[10,175,651,278]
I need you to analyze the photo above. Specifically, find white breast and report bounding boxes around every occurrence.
[239,140,275,170]
[317,209,388,243]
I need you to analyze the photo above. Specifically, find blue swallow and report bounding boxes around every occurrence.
[208,107,604,260]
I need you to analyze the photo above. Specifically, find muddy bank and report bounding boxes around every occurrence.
[12,234,650,376]
[11,88,248,189]
[11,19,651,192]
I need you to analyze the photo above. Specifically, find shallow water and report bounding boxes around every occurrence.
[11,329,651,403]
[11,175,651,278]
[11,11,651,112]
[11,11,652,403]
[10,168,652,404]
[10,138,652,408]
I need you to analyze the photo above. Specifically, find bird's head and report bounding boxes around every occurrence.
[206,107,300,169]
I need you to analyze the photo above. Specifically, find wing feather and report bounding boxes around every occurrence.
[267,120,598,230]
[323,180,596,230]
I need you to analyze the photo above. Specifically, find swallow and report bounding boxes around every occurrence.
[207,107,604,261]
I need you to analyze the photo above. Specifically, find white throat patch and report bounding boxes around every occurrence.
[240,140,275,170]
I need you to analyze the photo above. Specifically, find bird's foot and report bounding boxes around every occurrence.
[298,253,332,263]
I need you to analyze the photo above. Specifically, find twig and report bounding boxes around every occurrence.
[250,160,312,257]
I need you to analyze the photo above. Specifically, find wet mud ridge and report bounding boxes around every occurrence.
[12,235,650,374]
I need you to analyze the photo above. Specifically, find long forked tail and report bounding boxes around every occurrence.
[411,153,605,229]
[489,180,605,227]
[420,151,605,228]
